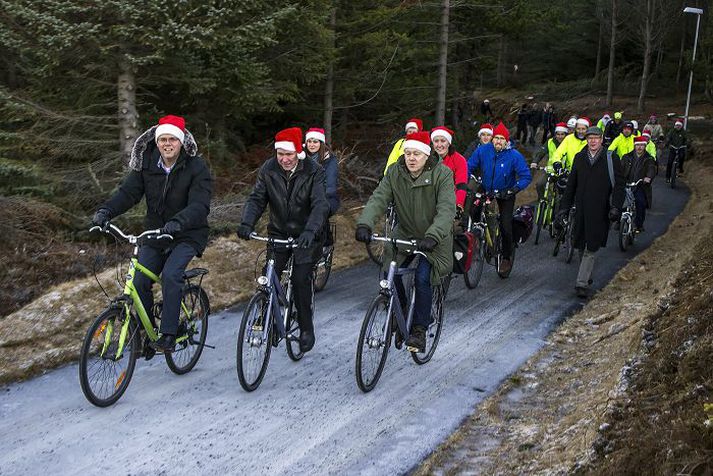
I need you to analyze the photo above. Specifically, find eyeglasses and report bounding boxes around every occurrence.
[157,136,180,145]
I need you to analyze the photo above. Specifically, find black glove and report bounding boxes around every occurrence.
[608,207,621,222]
[355,225,372,243]
[455,206,464,221]
[161,220,181,236]
[417,237,438,252]
[553,161,563,173]
[237,223,253,240]
[92,208,111,228]
[296,230,315,248]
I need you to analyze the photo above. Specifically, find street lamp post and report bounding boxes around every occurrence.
[683,7,704,130]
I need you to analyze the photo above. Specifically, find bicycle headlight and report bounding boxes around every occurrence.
[257,276,269,286]
[379,279,390,290]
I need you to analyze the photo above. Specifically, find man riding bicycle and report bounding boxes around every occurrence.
[92,115,213,353]
[608,121,635,159]
[466,122,531,276]
[238,127,329,353]
[621,136,656,233]
[531,121,568,202]
[355,131,455,353]
[665,119,688,182]
[551,117,590,172]
[383,118,423,175]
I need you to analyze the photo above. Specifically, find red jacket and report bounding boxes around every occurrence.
[441,151,467,208]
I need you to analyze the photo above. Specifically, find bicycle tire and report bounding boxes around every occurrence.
[365,240,385,266]
[411,284,445,365]
[534,200,546,245]
[236,292,273,392]
[355,294,392,393]
[165,286,209,375]
[464,236,485,289]
[313,249,332,292]
[618,216,630,252]
[79,307,139,407]
[285,302,304,362]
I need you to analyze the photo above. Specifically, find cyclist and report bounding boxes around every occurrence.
[643,114,664,142]
[91,115,213,353]
[530,121,568,201]
[355,131,455,353]
[552,117,590,171]
[604,111,624,145]
[641,132,658,161]
[238,127,329,353]
[621,136,656,233]
[467,122,532,276]
[665,119,688,182]
[596,112,611,131]
[608,121,635,159]
[305,127,340,250]
[384,118,423,175]
[559,126,625,298]
[566,116,578,134]
[431,126,468,217]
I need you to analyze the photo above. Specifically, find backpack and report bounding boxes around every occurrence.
[452,231,475,274]
[512,205,534,244]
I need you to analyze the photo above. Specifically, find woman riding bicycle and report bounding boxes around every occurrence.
[466,122,531,276]
[430,126,468,221]
[355,131,455,353]
[305,127,340,250]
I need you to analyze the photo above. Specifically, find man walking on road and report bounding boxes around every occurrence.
[560,126,625,298]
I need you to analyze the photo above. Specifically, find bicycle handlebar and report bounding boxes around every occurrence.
[89,223,173,243]
[249,233,297,247]
[626,179,644,187]
[370,234,427,258]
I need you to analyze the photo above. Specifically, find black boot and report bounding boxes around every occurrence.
[299,330,315,353]
[406,325,427,353]
[150,334,176,353]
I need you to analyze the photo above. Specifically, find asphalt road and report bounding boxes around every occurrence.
[0,178,689,475]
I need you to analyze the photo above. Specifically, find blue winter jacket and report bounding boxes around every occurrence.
[467,142,532,193]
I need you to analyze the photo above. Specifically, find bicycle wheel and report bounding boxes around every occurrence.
[618,215,631,251]
[411,284,446,365]
[165,286,209,375]
[355,294,392,393]
[365,240,385,266]
[552,228,563,257]
[236,292,273,392]
[285,303,304,362]
[313,248,332,292]
[534,200,546,245]
[79,307,139,407]
[565,211,575,264]
[670,160,677,189]
[464,236,485,289]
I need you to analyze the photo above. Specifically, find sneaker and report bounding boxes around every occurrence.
[498,258,512,277]
[299,330,315,353]
[150,334,176,353]
[575,286,589,299]
[406,325,427,353]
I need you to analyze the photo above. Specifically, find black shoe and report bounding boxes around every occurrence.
[143,336,156,361]
[150,334,176,353]
[406,325,427,353]
[575,286,589,299]
[299,330,315,353]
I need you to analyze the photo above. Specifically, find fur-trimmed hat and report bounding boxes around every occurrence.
[305,127,326,143]
[403,131,432,156]
[478,123,494,137]
[555,122,568,134]
[430,126,454,144]
[275,127,305,159]
[155,115,186,145]
[129,118,198,171]
[404,118,423,132]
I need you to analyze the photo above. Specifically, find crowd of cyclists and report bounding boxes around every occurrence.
[88,101,689,383]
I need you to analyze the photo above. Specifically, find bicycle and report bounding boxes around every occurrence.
[534,166,567,245]
[355,235,449,393]
[365,203,397,266]
[553,206,576,264]
[313,221,336,292]
[79,224,210,407]
[668,144,686,189]
[469,184,517,279]
[619,179,643,252]
[462,183,485,289]
[236,233,309,392]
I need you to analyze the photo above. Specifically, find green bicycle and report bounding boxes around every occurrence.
[534,166,567,245]
[79,224,210,407]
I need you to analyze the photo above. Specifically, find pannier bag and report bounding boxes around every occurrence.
[453,231,475,274]
[513,205,534,244]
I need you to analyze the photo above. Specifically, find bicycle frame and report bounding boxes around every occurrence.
[381,260,417,342]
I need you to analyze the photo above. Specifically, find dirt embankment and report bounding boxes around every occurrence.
[417,140,713,474]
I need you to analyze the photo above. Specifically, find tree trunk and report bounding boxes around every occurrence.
[323,7,337,143]
[606,0,617,107]
[117,56,138,167]
[434,0,449,126]
[637,0,653,113]
[593,20,603,85]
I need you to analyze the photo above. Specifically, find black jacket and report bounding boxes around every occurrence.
[307,151,340,215]
[561,148,625,252]
[621,150,656,208]
[102,143,213,255]
[604,120,624,144]
[241,157,329,241]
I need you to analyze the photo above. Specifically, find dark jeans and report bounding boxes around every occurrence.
[634,187,648,228]
[269,248,315,333]
[135,243,197,336]
[394,254,432,329]
[497,196,516,260]
[666,147,686,179]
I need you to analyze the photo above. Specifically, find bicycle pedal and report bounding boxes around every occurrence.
[406,345,421,353]
[251,324,263,332]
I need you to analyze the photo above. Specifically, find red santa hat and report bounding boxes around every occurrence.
[576,117,591,127]
[305,127,326,143]
[634,135,648,144]
[274,127,305,159]
[403,131,432,156]
[674,120,683,127]
[404,118,423,132]
[478,123,494,136]
[641,132,652,140]
[430,126,454,144]
[493,122,510,142]
[555,122,568,134]
[155,115,186,145]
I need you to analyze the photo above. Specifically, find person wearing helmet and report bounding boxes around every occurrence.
[566,116,578,134]
[631,120,641,136]
[604,111,624,146]
[597,113,611,131]
[665,120,688,182]
[531,122,568,201]
[551,117,590,171]
[384,118,423,175]
[608,121,635,159]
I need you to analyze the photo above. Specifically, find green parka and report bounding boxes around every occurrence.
[358,156,455,284]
